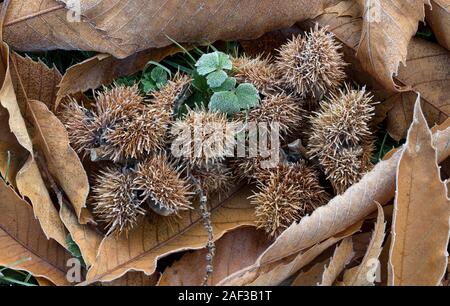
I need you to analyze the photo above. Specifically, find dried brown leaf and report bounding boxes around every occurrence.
[356,0,430,91]
[55,46,183,108]
[84,187,256,284]
[218,221,362,286]
[59,202,102,268]
[319,237,354,286]
[291,259,330,286]
[9,51,91,224]
[388,98,450,286]
[0,179,71,285]
[427,0,450,50]
[343,203,386,286]
[4,0,340,58]
[0,19,67,246]
[102,272,160,286]
[159,227,271,286]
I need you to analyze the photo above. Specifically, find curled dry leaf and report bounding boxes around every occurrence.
[55,46,183,108]
[356,0,430,91]
[84,187,256,284]
[319,237,354,286]
[218,221,362,286]
[218,114,450,286]
[389,99,450,286]
[427,0,450,50]
[159,227,271,286]
[0,25,66,245]
[4,0,340,58]
[291,258,330,286]
[343,203,386,286]
[59,202,102,268]
[308,0,449,141]
[0,179,71,286]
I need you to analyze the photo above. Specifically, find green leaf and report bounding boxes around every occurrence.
[206,70,228,88]
[196,52,220,75]
[217,52,233,70]
[141,79,157,93]
[235,83,260,109]
[212,77,237,92]
[151,66,168,86]
[196,51,233,76]
[209,91,240,114]
[192,71,209,92]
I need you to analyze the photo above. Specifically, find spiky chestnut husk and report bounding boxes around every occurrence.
[234,93,304,137]
[231,55,279,95]
[91,166,145,235]
[307,85,376,194]
[60,99,98,156]
[191,163,234,195]
[150,73,192,114]
[134,154,193,216]
[275,25,346,98]
[62,85,170,162]
[252,162,329,237]
[170,108,237,168]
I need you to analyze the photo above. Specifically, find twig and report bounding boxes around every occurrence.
[188,169,215,286]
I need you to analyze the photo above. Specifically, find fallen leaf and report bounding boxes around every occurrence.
[218,221,362,286]
[84,187,256,284]
[15,157,68,248]
[343,203,386,285]
[427,0,450,50]
[11,53,61,109]
[356,0,430,91]
[55,46,183,108]
[9,53,90,224]
[59,202,102,268]
[291,259,330,286]
[388,98,450,286]
[218,115,450,286]
[102,272,160,286]
[0,4,68,246]
[319,237,354,286]
[159,227,271,286]
[307,1,449,140]
[0,179,71,286]
[4,0,340,58]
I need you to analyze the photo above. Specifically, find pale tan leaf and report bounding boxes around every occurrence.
[4,0,340,58]
[9,53,91,224]
[0,37,68,246]
[291,259,329,286]
[218,221,362,286]
[0,42,33,155]
[59,202,102,268]
[0,179,71,286]
[15,157,68,248]
[159,227,271,286]
[388,98,450,286]
[27,100,90,223]
[55,46,183,108]
[102,272,159,286]
[356,0,430,91]
[320,238,354,286]
[427,0,450,50]
[343,203,386,286]
[84,187,256,284]
[11,53,61,109]
[217,117,450,286]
